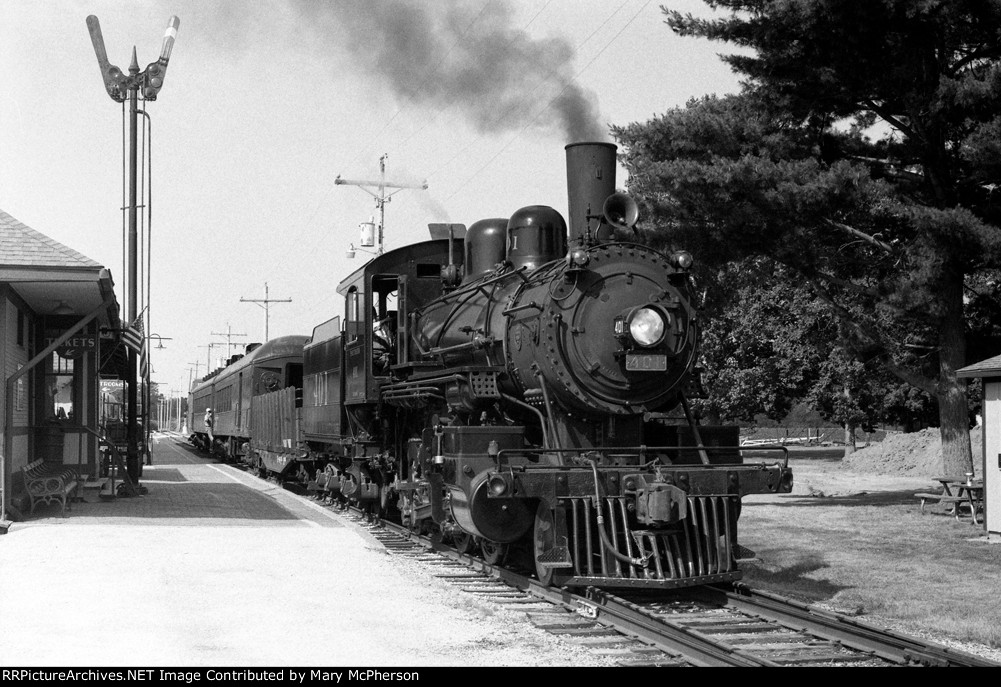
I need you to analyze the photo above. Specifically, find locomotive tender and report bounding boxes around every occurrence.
[189,142,793,590]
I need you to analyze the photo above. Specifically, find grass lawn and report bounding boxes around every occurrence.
[736,459,1001,654]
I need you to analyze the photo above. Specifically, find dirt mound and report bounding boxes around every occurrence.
[840,426,982,478]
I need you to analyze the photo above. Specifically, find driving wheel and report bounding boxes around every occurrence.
[452,530,475,554]
[479,538,509,565]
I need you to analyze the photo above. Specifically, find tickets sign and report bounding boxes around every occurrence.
[47,335,97,359]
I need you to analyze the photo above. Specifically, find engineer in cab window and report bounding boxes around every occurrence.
[372,314,395,374]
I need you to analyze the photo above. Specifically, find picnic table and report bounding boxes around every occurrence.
[952,480,985,525]
[915,476,984,524]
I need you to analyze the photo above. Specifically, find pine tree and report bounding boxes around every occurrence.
[615,1,1001,475]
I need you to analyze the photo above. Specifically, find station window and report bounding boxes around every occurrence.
[44,352,77,423]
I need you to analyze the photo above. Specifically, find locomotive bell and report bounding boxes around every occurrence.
[602,192,639,231]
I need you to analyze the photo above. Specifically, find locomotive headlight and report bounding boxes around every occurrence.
[628,307,667,347]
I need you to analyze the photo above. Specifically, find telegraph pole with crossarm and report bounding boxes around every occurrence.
[240,282,291,341]
[211,324,247,359]
[198,342,225,372]
[335,153,427,256]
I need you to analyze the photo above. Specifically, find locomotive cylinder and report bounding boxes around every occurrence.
[440,426,533,543]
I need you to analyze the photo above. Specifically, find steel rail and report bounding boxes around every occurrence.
[565,588,775,667]
[377,511,998,667]
[178,444,999,668]
[370,514,770,667]
[709,583,1001,668]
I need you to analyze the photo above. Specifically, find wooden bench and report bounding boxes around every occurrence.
[21,459,79,517]
[914,492,969,520]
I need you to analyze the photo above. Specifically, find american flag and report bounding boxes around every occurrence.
[121,316,148,378]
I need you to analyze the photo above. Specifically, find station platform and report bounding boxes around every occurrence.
[0,433,557,667]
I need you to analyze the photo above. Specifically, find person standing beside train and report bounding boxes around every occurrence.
[204,408,214,443]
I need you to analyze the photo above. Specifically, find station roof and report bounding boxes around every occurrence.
[0,209,120,327]
[958,354,1001,379]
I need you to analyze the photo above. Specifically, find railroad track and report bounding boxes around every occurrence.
[328,501,999,668]
[178,447,999,668]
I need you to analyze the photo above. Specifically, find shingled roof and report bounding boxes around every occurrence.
[0,208,102,269]
[958,354,1001,378]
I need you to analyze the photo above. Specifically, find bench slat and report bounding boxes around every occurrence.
[914,493,965,503]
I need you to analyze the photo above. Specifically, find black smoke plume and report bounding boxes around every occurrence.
[304,0,608,142]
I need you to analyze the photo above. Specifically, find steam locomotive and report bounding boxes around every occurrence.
[189,142,793,590]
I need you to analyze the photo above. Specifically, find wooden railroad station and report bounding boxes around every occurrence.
[0,209,127,531]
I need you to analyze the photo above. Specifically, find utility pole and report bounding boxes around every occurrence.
[198,342,224,371]
[87,14,179,483]
[187,361,202,391]
[211,324,247,358]
[335,153,427,255]
[167,388,177,432]
[240,282,291,341]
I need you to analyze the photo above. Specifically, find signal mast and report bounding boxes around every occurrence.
[86,15,179,483]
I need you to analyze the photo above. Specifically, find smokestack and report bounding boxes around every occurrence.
[565,142,617,243]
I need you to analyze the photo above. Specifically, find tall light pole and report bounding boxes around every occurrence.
[167,388,177,432]
[147,334,172,350]
[240,282,291,341]
[143,334,169,461]
[87,14,179,482]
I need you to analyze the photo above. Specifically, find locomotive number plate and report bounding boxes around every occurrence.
[625,354,668,371]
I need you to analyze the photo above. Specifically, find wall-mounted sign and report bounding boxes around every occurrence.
[46,335,97,359]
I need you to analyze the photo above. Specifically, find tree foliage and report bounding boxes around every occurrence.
[614,1,1001,473]
[695,258,832,423]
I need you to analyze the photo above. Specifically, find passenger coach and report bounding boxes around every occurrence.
[188,335,307,461]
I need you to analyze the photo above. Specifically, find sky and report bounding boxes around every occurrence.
[0,0,743,400]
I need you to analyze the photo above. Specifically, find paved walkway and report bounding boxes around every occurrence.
[0,434,574,667]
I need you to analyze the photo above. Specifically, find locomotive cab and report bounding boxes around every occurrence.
[337,237,465,408]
